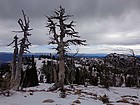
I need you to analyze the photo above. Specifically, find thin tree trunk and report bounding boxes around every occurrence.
[53,67,57,84]
[10,51,17,89]
[11,52,17,80]
[14,49,23,90]
[9,35,18,81]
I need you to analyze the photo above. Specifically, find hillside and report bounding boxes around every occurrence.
[0,53,140,105]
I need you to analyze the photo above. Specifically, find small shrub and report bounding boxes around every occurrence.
[74,89,81,95]
[59,87,66,98]
[99,94,109,103]
[0,72,11,97]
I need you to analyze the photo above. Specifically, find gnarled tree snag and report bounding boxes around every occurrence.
[11,10,32,90]
[46,6,86,90]
[8,35,18,80]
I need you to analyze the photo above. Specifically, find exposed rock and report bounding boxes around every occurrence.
[106,104,114,105]
[116,98,130,103]
[29,92,33,95]
[42,99,54,103]
[73,99,81,104]
[122,95,138,99]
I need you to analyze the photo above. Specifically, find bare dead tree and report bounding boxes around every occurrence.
[46,6,86,90]
[12,10,32,90]
[8,35,18,80]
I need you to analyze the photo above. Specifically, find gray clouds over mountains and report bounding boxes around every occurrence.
[1,0,140,53]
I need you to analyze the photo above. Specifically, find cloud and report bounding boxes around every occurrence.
[1,0,140,53]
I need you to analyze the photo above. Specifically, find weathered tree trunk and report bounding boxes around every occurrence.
[58,59,65,87]
[10,36,18,80]
[8,35,19,89]
[58,43,65,88]
[12,10,32,90]
[14,48,24,90]
[11,49,17,80]
[53,66,57,84]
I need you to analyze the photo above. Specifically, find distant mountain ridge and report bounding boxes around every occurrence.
[0,52,107,62]
[0,52,13,63]
[1,52,140,63]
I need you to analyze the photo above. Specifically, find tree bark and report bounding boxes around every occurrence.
[53,66,57,84]
[13,50,23,90]
[58,59,65,87]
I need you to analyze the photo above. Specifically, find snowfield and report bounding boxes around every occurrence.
[0,83,140,105]
[1,57,140,105]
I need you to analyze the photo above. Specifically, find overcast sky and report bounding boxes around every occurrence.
[1,0,140,54]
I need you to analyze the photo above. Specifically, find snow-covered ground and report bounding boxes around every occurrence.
[0,83,140,105]
[1,58,139,105]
